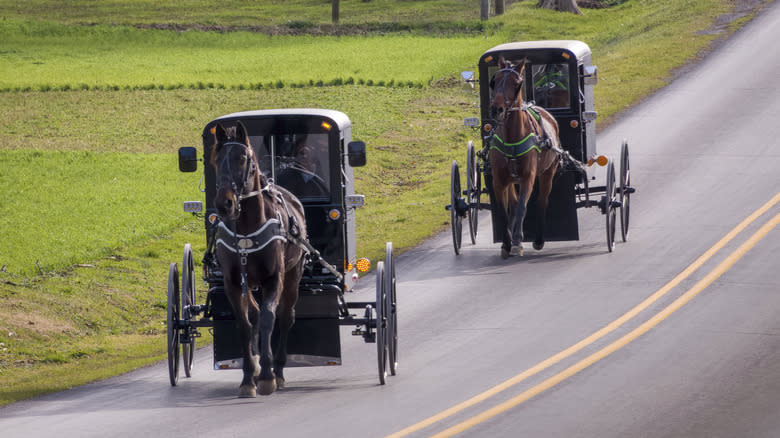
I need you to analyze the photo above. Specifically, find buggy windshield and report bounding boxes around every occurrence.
[250,132,331,200]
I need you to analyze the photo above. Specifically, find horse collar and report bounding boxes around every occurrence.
[215,215,288,255]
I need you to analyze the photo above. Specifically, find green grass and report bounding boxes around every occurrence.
[0,19,497,91]
[0,0,770,405]
[0,0,492,30]
[0,149,199,276]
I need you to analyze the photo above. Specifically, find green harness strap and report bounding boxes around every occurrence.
[489,133,543,158]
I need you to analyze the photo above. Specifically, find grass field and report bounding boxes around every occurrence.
[0,0,769,405]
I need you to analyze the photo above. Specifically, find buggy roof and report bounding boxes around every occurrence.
[209,108,352,132]
[482,40,591,64]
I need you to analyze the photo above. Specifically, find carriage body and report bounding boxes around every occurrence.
[169,109,397,387]
[478,41,598,243]
[199,109,361,369]
[448,40,631,255]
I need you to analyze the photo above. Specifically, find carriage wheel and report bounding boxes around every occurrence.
[619,140,631,242]
[450,160,463,255]
[385,242,398,376]
[375,261,387,385]
[181,244,196,378]
[466,141,480,245]
[605,161,617,252]
[167,262,181,386]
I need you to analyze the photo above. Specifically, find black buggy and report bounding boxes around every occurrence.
[166,109,398,387]
[448,40,634,253]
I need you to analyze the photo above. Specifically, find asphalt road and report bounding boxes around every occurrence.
[2,4,780,437]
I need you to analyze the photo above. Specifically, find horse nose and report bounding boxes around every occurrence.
[215,190,237,217]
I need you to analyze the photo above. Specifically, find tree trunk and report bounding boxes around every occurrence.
[537,0,583,15]
[332,0,339,23]
[495,0,505,16]
[480,0,490,20]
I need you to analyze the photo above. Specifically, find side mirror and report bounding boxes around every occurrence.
[461,71,475,89]
[178,147,198,172]
[347,141,366,167]
[583,65,598,86]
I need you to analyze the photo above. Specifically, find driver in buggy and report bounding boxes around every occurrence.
[532,63,570,109]
[274,134,329,199]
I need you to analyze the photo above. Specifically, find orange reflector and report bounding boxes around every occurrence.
[328,209,341,220]
[321,121,332,131]
[485,55,493,63]
[570,119,579,128]
[562,52,570,59]
[483,123,493,133]
[597,155,609,166]
[208,213,219,224]
[210,126,216,134]
[346,262,354,272]
[356,258,371,273]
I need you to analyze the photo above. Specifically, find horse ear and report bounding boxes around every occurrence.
[498,56,508,69]
[235,120,250,146]
[214,123,229,145]
[516,59,526,76]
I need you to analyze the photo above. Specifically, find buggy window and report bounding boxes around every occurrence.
[531,63,570,109]
[250,133,331,200]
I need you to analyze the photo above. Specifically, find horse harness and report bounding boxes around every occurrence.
[215,141,342,297]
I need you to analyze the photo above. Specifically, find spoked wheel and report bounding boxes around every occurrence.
[466,141,480,245]
[619,140,631,242]
[605,161,617,252]
[375,261,387,385]
[167,262,181,387]
[180,244,196,378]
[450,160,463,255]
[385,242,398,376]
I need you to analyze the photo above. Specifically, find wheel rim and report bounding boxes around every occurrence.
[619,141,631,242]
[181,244,195,378]
[385,243,397,376]
[466,142,479,245]
[167,263,181,386]
[375,261,387,385]
[450,161,463,254]
[606,162,616,252]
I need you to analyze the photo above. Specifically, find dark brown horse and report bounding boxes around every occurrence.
[211,121,307,397]
[489,57,561,258]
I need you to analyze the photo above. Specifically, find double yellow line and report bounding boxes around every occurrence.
[388,191,780,438]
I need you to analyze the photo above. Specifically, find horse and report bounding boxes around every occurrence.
[488,57,561,259]
[210,121,308,397]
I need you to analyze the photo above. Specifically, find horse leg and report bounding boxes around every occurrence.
[256,275,282,396]
[225,283,261,398]
[494,184,514,259]
[533,168,555,251]
[273,264,301,389]
[511,172,536,256]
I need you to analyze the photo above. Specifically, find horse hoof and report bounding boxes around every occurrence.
[238,384,257,398]
[533,241,544,251]
[257,379,277,396]
[276,376,286,390]
[510,245,523,256]
[501,248,511,259]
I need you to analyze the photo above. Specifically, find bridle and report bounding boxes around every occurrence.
[215,141,262,207]
[490,67,525,121]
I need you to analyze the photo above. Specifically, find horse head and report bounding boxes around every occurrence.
[211,121,265,221]
[489,57,526,121]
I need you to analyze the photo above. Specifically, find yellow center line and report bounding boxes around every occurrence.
[433,210,780,437]
[385,191,780,438]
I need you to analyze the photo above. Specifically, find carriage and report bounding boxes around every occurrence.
[166,109,398,393]
[447,40,634,255]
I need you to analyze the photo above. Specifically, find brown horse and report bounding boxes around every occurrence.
[211,121,307,397]
[488,57,561,258]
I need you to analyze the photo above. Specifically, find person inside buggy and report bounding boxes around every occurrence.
[254,132,331,200]
[531,63,570,109]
